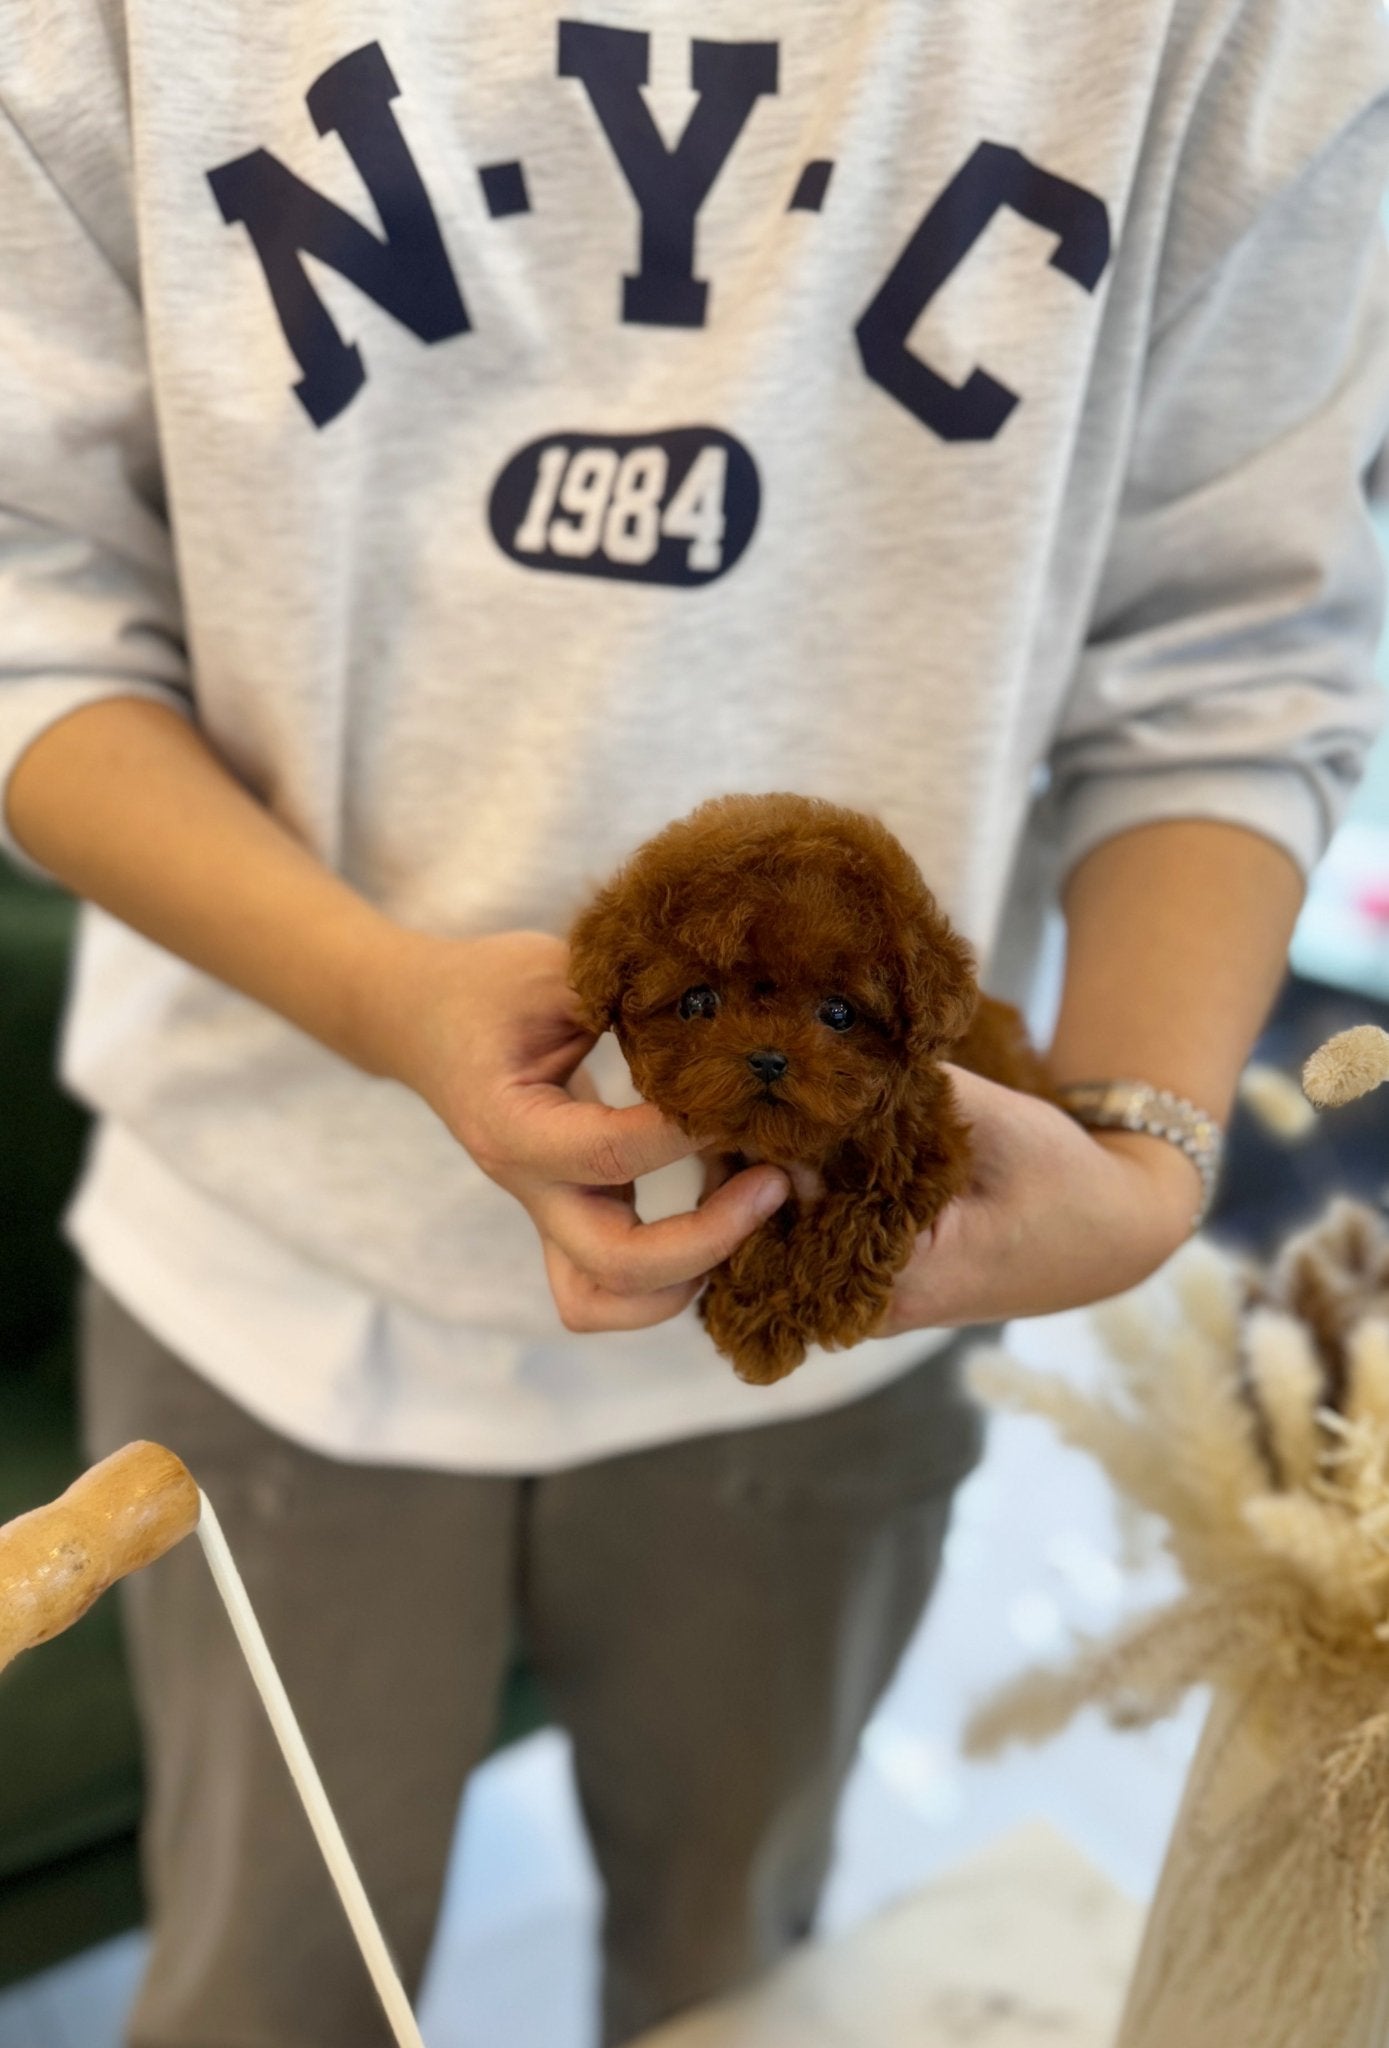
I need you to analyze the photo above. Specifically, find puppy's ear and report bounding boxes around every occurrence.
[898,917,980,1062]
[568,886,639,1036]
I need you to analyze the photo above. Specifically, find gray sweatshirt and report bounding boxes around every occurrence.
[2,0,1389,1466]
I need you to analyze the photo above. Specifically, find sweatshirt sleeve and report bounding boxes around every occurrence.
[1046,21,1389,885]
[0,85,193,882]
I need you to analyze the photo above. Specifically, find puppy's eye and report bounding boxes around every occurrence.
[817,996,856,1032]
[678,985,720,1021]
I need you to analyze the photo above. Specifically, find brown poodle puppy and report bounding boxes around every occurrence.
[569,793,1053,1384]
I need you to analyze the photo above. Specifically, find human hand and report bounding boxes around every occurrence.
[380,929,790,1332]
[875,1065,1203,1332]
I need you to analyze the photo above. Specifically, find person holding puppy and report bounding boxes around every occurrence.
[3,2,1389,2043]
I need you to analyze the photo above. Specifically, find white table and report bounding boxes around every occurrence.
[634,1823,1143,2048]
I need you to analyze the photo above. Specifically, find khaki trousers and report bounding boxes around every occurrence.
[80,1272,985,2048]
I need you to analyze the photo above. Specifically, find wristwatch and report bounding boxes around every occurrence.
[1054,1079,1225,1232]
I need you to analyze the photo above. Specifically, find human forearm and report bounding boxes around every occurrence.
[4,695,788,1332]
[1047,818,1306,1124]
[882,819,1306,1330]
[4,697,421,1077]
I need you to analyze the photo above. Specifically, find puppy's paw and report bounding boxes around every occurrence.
[803,1280,894,1354]
[781,1191,911,1352]
[722,1212,795,1293]
[700,1274,810,1385]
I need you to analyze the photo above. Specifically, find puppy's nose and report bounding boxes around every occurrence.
[747,1048,789,1083]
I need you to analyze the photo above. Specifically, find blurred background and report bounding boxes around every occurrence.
[1,502,1388,2046]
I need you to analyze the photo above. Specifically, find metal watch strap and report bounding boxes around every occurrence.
[1054,1080,1225,1232]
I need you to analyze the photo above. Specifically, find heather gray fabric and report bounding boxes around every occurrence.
[3,0,1389,1463]
[81,1273,983,2046]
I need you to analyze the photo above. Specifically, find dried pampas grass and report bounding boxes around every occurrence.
[1239,1060,1319,1140]
[965,1199,1389,2046]
[1303,1025,1389,1109]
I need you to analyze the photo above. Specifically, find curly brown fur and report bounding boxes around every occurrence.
[569,792,1053,1384]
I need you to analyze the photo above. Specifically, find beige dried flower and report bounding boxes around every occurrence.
[964,1199,1389,2048]
[1303,1025,1389,1109]
[1239,1060,1320,1140]
[1240,1308,1325,1488]
[1348,1321,1389,1433]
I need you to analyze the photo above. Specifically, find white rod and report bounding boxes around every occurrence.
[195,1490,428,2048]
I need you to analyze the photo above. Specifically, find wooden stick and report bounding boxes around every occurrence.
[195,1493,428,2048]
[0,1440,199,1673]
[0,1445,429,2046]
